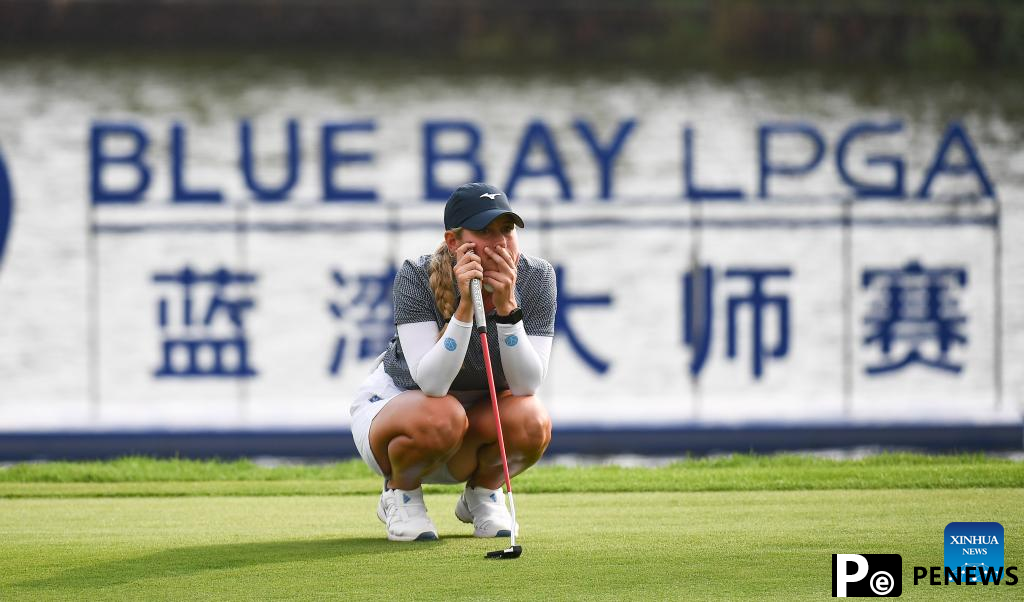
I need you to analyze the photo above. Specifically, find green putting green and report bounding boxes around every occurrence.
[0,455,1021,600]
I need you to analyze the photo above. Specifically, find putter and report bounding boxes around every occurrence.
[470,278,523,560]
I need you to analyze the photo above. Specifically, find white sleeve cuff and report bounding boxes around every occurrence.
[449,316,473,329]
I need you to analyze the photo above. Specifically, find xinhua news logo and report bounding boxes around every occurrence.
[945,522,1003,583]
[832,554,902,597]
[911,521,1018,586]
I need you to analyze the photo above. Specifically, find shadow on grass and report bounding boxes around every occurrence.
[15,536,429,590]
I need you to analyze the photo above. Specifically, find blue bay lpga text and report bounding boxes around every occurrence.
[88,119,995,204]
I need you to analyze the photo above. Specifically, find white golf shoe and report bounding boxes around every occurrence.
[455,485,519,538]
[376,485,439,542]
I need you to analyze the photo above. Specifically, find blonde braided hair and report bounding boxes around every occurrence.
[427,228,463,324]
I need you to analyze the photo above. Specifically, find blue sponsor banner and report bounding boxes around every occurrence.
[0,92,1019,453]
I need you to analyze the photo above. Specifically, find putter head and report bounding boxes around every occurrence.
[485,545,522,559]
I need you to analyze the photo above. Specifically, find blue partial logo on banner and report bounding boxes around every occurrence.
[0,149,12,275]
[945,522,1004,584]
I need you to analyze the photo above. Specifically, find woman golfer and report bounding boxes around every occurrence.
[350,182,555,541]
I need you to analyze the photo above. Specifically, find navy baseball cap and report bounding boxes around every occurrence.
[444,183,525,230]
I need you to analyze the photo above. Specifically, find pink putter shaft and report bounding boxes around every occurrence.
[478,331,513,494]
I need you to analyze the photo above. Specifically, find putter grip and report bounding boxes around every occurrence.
[470,279,487,333]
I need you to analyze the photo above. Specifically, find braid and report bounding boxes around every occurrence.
[428,239,458,324]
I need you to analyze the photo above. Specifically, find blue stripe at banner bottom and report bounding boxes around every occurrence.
[0,424,1019,460]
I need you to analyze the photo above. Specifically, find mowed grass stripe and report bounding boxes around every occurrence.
[0,454,1021,498]
[1,489,1021,601]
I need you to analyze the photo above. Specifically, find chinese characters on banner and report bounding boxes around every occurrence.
[153,266,258,378]
[151,260,970,382]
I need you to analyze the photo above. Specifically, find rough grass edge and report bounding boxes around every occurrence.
[1,451,1022,485]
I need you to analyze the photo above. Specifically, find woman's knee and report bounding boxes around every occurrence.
[409,396,469,453]
[505,397,552,453]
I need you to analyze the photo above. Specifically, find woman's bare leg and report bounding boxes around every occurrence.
[447,391,552,488]
[368,391,469,490]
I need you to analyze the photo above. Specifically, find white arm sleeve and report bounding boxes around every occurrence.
[496,321,552,396]
[398,317,473,397]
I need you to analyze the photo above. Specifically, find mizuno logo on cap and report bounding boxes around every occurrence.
[480,193,500,200]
